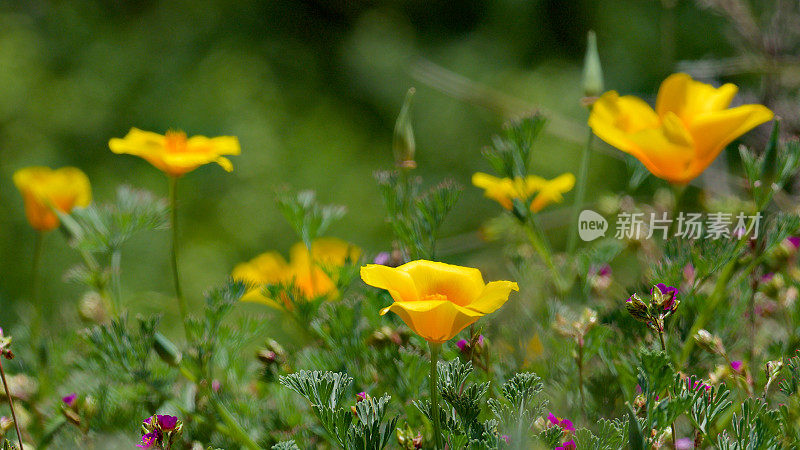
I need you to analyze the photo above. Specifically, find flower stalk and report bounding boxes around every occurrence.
[0,346,24,449]
[429,342,443,450]
[168,177,189,337]
[568,129,593,254]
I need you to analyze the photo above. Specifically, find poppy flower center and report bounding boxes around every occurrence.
[421,293,449,302]
[164,130,189,153]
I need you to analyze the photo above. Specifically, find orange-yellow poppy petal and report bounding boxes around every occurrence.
[232,252,288,284]
[108,128,166,157]
[361,264,419,302]
[472,172,515,209]
[467,281,519,314]
[531,173,575,212]
[625,112,697,183]
[588,91,660,157]
[657,73,738,121]
[13,166,92,231]
[232,252,290,307]
[689,104,774,169]
[397,260,485,307]
[381,300,483,343]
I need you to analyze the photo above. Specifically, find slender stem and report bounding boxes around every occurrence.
[667,184,686,238]
[523,219,566,293]
[657,326,677,449]
[567,129,593,254]
[428,342,443,450]
[577,342,586,415]
[748,270,758,365]
[168,177,189,337]
[0,357,25,450]
[29,231,45,350]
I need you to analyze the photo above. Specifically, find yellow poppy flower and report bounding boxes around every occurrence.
[360,260,518,343]
[472,172,575,212]
[13,166,91,231]
[588,73,773,184]
[232,238,360,308]
[109,128,241,177]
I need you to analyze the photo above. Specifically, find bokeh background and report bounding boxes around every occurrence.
[0,0,776,327]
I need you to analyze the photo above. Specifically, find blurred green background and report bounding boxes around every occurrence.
[0,0,738,326]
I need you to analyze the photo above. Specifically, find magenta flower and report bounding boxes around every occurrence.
[212,379,221,393]
[477,335,485,347]
[788,237,800,249]
[137,431,158,449]
[62,393,77,407]
[547,413,575,432]
[157,414,178,431]
[731,360,743,372]
[356,391,368,402]
[555,439,576,450]
[500,434,510,444]
[456,339,469,352]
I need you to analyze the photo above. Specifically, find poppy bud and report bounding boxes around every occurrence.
[581,31,604,99]
[393,88,417,170]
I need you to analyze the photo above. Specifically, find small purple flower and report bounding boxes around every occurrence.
[477,335,484,347]
[212,379,221,393]
[762,272,775,282]
[788,237,800,249]
[547,413,575,432]
[157,414,178,431]
[597,264,611,277]
[62,393,77,407]
[731,360,743,372]
[356,391,368,402]
[142,416,152,426]
[137,431,158,448]
[675,437,693,450]
[555,439,576,450]
[456,339,469,352]
[559,419,575,432]
[373,252,391,266]
[500,435,510,444]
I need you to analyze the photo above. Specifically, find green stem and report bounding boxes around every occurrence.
[657,326,677,448]
[567,129,593,254]
[666,184,686,238]
[523,219,566,293]
[577,342,586,416]
[429,342,443,450]
[30,231,44,350]
[0,356,25,450]
[168,177,189,337]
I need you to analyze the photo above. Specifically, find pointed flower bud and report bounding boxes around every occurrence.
[393,88,417,169]
[625,293,649,323]
[582,31,604,98]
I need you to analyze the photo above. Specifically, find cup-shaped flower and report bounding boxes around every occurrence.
[13,166,92,231]
[589,73,773,184]
[109,128,241,177]
[360,260,518,343]
[472,172,575,212]
[233,238,360,308]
